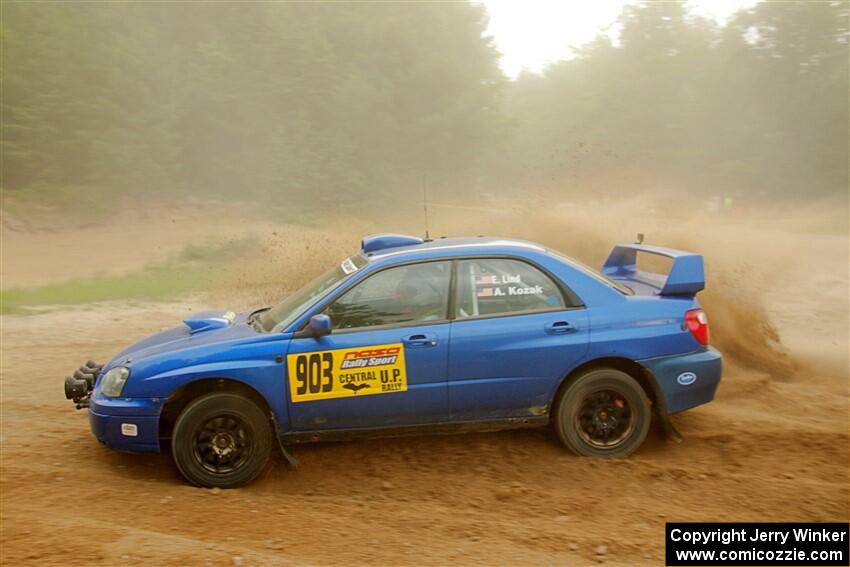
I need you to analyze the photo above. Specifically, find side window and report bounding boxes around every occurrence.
[326,261,451,330]
[456,258,565,319]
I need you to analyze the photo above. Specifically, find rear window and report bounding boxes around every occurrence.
[549,251,634,295]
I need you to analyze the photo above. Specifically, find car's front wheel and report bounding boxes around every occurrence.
[171,393,272,488]
[554,368,651,458]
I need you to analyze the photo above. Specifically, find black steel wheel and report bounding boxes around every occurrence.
[193,414,254,475]
[172,393,272,488]
[555,368,650,458]
[575,389,636,448]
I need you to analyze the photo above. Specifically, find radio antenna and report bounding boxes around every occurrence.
[422,174,430,240]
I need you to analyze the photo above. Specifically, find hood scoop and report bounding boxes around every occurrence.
[183,310,237,334]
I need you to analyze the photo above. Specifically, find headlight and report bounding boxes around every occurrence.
[100,366,130,397]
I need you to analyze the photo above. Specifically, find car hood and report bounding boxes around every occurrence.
[109,309,259,365]
[184,309,238,333]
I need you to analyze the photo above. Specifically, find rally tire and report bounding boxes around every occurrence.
[554,368,650,458]
[171,393,272,488]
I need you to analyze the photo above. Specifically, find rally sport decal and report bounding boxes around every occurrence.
[287,343,407,403]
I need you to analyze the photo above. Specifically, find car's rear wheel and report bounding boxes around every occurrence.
[171,393,272,488]
[554,368,650,458]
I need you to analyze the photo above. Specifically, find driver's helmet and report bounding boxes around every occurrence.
[393,266,441,318]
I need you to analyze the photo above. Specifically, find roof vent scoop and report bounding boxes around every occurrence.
[361,234,424,254]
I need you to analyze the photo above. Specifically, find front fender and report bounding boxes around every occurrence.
[141,360,288,427]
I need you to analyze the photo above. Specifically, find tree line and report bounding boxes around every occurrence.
[2,1,847,211]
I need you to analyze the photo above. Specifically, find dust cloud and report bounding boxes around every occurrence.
[209,196,846,380]
[3,196,847,566]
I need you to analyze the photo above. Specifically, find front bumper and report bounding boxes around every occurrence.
[639,346,722,415]
[64,360,163,453]
[89,410,160,453]
[88,393,163,453]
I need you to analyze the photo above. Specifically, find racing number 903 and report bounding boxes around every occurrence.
[294,353,333,395]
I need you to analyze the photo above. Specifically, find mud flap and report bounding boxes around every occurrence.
[276,437,299,468]
[269,415,298,467]
[658,412,684,444]
[640,365,683,444]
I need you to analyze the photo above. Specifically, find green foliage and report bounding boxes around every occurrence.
[1,1,846,208]
[1,1,501,208]
[488,1,849,200]
[179,237,257,263]
[0,237,257,314]
[0,264,210,314]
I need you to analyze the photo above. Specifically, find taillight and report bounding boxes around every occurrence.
[685,309,710,345]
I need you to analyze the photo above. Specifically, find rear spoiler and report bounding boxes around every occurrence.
[601,244,705,296]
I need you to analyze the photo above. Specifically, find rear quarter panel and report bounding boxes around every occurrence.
[586,295,702,360]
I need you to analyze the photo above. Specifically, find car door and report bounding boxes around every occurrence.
[286,260,452,431]
[447,257,589,420]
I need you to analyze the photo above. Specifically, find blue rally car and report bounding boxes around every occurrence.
[64,234,721,487]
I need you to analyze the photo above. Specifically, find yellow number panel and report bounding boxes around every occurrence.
[287,343,407,403]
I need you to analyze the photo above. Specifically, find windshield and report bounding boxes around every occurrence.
[258,254,367,332]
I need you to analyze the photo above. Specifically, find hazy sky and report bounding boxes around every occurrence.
[482,0,760,77]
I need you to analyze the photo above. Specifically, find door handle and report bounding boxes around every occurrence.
[403,333,438,348]
[545,321,576,334]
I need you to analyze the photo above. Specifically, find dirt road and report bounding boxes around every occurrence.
[1,207,848,566]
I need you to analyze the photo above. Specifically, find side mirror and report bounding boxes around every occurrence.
[307,314,332,338]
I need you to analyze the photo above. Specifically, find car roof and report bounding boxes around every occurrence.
[364,236,546,260]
